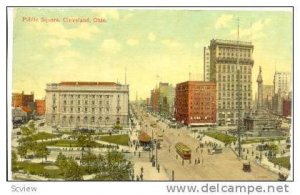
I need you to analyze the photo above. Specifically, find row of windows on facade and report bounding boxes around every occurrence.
[216,48,251,57]
[189,107,215,111]
[216,65,252,73]
[218,83,251,91]
[53,94,122,99]
[189,116,215,120]
[53,116,120,123]
[52,99,121,106]
[218,92,251,98]
[218,101,251,109]
[217,75,252,82]
[53,107,122,113]
[176,86,214,91]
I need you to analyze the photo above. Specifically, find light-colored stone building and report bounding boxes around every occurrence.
[273,71,291,97]
[210,39,254,125]
[45,82,129,130]
[203,46,211,81]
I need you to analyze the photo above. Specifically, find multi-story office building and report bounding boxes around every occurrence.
[45,82,129,130]
[263,85,273,110]
[158,82,175,118]
[175,81,216,125]
[273,72,291,97]
[150,88,160,112]
[210,39,254,125]
[203,46,211,81]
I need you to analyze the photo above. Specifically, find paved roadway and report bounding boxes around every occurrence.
[133,106,278,181]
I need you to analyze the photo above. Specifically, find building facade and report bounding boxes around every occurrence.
[273,72,291,96]
[210,39,254,125]
[282,99,291,117]
[35,99,46,116]
[12,92,34,107]
[158,82,175,118]
[150,88,160,112]
[263,85,273,110]
[45,82,129,130]
[175,81,216,125]
[203,46,211,81]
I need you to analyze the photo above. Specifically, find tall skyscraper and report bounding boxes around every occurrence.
[210,39,254,125]
[203,46,211,81]
[273,71,291,97]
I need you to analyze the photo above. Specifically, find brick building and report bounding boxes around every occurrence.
[175,81,216,125]
[150,88,160,112]
[12,92,34,107]
[282,99,291,117]
[35,99,46,116]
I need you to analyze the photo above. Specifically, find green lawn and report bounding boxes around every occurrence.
[205,132,237,144]
[14,161,64,179]
[43,140,115,148]
[242,137,286,144]
[100,134,129,146]
[31,132,61,141]
[269,156,291,170]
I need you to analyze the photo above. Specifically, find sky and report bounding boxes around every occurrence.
[11,8,293,100]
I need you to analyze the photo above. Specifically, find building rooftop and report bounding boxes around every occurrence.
[211,39,253,46]
[59,82,118,86]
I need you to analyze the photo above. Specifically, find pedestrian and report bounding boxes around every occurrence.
[198,158,200,164]
[139,151,141,158]
[157,164,160,173]
[141,166,143,173]
[194,159,197,165]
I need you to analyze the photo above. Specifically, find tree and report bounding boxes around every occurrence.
[12,151,18,172]
[64,158,83,181]
[17,145,27,160]
[35,143,50,163]
[77,133,94,163]
[82,151,98,174]
[103,151,133,181]
[20,126,33,137]
[55,152,68,175]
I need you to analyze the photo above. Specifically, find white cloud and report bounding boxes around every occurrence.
[30,23,101,41]
[230,18,271,40]
[126,38,139,46]
[44,38,71,48]
[215,14,234,29]
[148,32,156,42]
[162,39,181,49]
[100,39,121,54]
